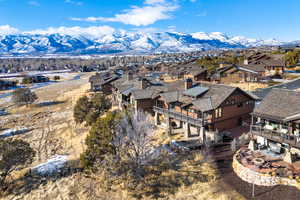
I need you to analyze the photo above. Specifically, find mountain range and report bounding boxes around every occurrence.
[0,31,288,56]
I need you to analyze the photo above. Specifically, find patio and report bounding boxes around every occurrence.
[236,147,300,178]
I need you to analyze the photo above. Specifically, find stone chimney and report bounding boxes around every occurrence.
[185,78,193,90]
[140,78,148,89]
[126,71,133,81]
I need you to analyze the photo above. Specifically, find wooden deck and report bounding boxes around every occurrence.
[251,125,300,148]
[153,106,206,127]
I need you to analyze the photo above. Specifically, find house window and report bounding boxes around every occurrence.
[237,102,243,108]
[188,109,195,113]
[215,108,222,118]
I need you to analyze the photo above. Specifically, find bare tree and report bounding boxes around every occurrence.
[114,111,156,169]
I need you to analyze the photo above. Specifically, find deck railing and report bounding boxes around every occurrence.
[153,106,205,127]
[251,125,300,148]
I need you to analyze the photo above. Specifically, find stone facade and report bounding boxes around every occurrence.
[233,150,300,188]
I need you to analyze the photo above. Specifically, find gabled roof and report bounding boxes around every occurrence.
[192,98,213,112]
[131,89,159,100]
[89,72,120,85]
[158,83,257,112]
[183,86,209,98]
[253,89,300,122]
[159,91,182,103]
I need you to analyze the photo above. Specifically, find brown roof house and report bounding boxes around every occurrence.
[250,89,300,163]
[112,72,165,113]
[89,72,120,94]
[242,53,285,77]
[154,78,258,144]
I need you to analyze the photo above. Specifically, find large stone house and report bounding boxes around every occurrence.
[153,79,258,144]
[250,89,300,161]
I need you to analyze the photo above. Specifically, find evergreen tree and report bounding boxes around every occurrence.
[73,96,91,124]
[0,139,35,188]
[12,88,38,106]
[80,111,121,168]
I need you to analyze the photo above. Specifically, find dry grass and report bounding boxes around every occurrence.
[1,72,244,200]
[229,82,268,91]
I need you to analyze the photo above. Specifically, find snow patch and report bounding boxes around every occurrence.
[31,155,68,176]
[0,127,30,138]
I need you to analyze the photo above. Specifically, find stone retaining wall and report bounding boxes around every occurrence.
[232,151,300,188]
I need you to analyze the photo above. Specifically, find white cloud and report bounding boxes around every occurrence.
[70,0,179,26]
[0,25,19,35]
[28,1,40,6]
[64,0,83,6]
[167,25,176,32]
[144,0,166,4]
[25,26,116,38]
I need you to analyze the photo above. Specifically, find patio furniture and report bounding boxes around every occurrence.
[265,124,274,130]
[281,129,288,134]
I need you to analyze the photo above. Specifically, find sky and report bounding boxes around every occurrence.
[0,0,299,41]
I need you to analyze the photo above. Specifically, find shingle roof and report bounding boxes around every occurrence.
[183,86,209,97]
[192,98,213,112]
[159,83,256,111]
[160,91,182,103]
[131,89,159,100]
[254,77,300,99]
[253,89,300,121]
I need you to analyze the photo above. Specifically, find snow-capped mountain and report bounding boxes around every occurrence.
[0,31,283,56]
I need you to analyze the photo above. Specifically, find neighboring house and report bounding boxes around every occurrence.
[112,72,186,113]
[250,89,300,162]
[211,65,263,83]
[112,72,160,112]
[242,53,285,77]
[89,72,119,94]
[161,61,208,82]
[184,68,208,81]
[153,79,258,144]
[22,75,50,84]
[0,79,17,90]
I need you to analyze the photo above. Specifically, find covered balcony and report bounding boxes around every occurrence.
[251,120,300,149]
[153,106,206,127]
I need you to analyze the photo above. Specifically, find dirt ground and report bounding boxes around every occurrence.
[0,72,93,167]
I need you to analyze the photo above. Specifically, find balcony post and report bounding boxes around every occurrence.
[154,111,160,126]
[184,122,191,138]
[200,126,205,144]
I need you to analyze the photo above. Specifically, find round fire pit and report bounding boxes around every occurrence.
[253,158,265,167]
